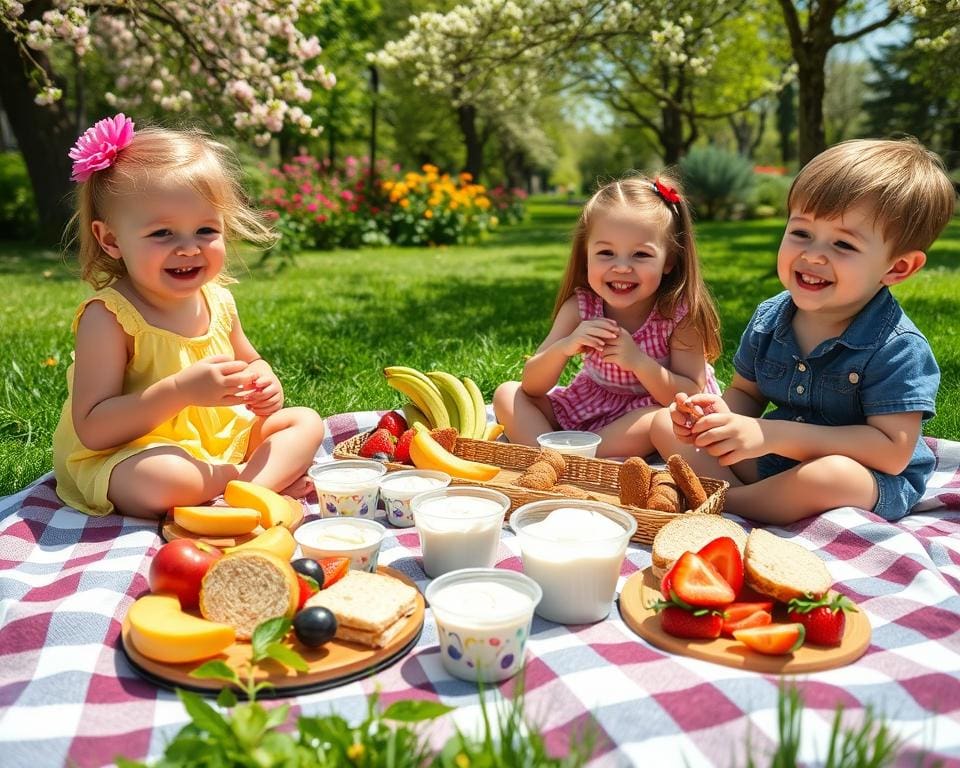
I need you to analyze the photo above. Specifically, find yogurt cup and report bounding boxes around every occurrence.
[511,499,636,624]
[411,487,509,578]
[425,568,541,682]
[293,517,386,572]
[536,430,602,458]
[379,470,452,528]
[308,459,386,519]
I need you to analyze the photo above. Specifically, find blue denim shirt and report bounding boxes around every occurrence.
[732,288,939,509]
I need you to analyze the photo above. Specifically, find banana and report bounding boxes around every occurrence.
[461,377,488,439]
[401,402,430,429]
[409,423,499,481]
[427,371,474,438]
[384,368,450,429]
[483,423,505,441]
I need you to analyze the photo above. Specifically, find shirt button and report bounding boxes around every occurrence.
[796,385,805,394]
[849,372,860,384]
[797,363,806,372]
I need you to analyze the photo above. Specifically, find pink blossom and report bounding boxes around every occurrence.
[68,113,135,182]
[306,202,318,212]
[341,190,354,202]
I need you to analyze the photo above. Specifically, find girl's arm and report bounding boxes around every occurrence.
[229,311,284,415]
[628,318,711,403]
[71,302,253,451]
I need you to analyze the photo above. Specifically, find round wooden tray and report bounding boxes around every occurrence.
[619,568,871,674]
[120,567,424,698]
[159,496,305,547]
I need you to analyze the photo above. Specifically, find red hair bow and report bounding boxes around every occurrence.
[653,178,681,205]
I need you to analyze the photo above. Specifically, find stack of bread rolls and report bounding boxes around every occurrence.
[618,454,708,514]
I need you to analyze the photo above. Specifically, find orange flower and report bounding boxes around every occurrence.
[424,209,434,219]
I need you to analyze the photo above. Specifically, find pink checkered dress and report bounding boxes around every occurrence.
[547,288,720,432]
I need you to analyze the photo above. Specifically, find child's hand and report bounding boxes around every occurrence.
[600,326,644,371]
[560,318,619,357]
[242,361,284,416]
[669,393,723,443]
[174,355,257,407]
[689,411,764,466]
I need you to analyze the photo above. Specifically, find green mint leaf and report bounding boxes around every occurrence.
[217,687,238,709]
[382,700,456,722]
[189,660,239,686]
[251,617,292,659]
[264,642,310,672]
[176,689,231,738]
[114,758,147,767]
[264,703,291,730]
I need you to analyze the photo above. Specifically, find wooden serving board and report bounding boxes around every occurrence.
[160,496,305,547]
[619,568,871,674]
[120,567,424,698]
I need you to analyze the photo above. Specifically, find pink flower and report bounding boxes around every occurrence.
[68,113,135,182]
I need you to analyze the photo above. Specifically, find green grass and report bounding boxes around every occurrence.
[1,198,958,497]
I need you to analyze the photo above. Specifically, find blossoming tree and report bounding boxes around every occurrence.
[1,0,334,240]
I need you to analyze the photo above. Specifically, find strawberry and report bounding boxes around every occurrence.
[658,605,723,639]
[295,573,320,611]
[319,557,350,589]
[733,623,805,655]
[359,428,397,459]
[787,593,856,647]
[377,411,408,439]
[429,427,458,453]
[697,536,744,596]
[394,428,416,464]
[722,608,772,637]
[666,551,736,608]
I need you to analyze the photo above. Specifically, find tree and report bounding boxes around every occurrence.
[1,0,334,241]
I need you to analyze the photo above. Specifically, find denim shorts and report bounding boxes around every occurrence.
[757,454,925,522]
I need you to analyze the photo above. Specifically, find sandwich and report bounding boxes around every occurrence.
[743,528,832,602]
[650,514,748,578]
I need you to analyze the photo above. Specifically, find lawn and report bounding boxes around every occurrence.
[1,198,958,498]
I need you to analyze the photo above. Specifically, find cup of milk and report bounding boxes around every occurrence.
[293,517,386,572]
[308,459,387,519]
[536,430,602,458]
[379,470,451,528]
[425,568,542,682]
[511,499,636,624]
[411,486,510,578]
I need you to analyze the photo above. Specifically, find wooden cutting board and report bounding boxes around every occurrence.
[619,567,871,674]
[160,496,305,547]
[120,566,424,697]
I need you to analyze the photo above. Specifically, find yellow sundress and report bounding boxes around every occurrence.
[53,283,256,516]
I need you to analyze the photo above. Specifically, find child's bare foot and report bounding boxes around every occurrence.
[280,474,314,499]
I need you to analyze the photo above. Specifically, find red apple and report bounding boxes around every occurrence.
[149,539,222,609]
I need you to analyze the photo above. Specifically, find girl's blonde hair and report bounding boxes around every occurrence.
[68,125,277,289]
[553,174,721,362]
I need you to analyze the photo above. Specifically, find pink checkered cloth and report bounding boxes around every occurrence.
[2,412,959,768]
[548,288,721,433]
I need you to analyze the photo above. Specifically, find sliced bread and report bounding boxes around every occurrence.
[198,550,298,640]
[651,514,748,578]
[743,528,832,602]
[305,570,418,645]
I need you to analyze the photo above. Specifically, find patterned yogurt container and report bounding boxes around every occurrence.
[425,567,542,683]
[293,517,386,572]
[308,459,386,519]
[378,470,451,527]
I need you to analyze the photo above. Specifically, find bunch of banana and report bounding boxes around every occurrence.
[383,365,494,439]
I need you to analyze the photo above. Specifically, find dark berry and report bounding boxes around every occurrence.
[293,606,338,647]
[371,451,392,462]
[291,558,324,590]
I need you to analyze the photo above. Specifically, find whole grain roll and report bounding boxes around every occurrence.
[651,514,748,578]
[743,528,832,602]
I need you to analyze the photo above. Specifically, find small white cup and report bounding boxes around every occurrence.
[293,517,386,572]
[379,470,452,528]
[308,459,386,519]
[536,430,602,458]
[426,568,542,683]
[411,486,509,578]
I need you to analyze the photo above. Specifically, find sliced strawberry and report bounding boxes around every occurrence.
[295,573,320,611]
[733,623,805,655]
[359,428,397,460]
[659,605,723,639]
[787,593,856,647]
[377,411,408,439]
[735,584,771,603]
[319,557,350,589]
[722,609,772,637]
[667,551,736,608]
[394,428,416,464]
[697,536,744,595]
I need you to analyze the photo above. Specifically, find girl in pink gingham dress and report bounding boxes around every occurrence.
[494,175,722,458]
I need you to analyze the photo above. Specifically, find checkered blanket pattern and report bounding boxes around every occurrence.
[2,411,959,768]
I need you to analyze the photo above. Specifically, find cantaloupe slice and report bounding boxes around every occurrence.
[223,480,293,528]
[127,594,235,663]
[224,525,296,561]
[173,505,261,536]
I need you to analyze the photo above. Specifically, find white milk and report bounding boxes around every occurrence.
[413,492,507,577]
[536,431,601,458]
[311,466,382,489]
[514,505,633,624]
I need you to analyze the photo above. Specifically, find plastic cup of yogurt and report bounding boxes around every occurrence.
[425,567,542,682]
[411,486,510,578]
[536,430,602,458]
[293,517,386,572]
[511,499,636,624]
[379,470,452,528]
[308,459,386,519]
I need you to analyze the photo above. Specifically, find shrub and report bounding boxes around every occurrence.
[680,146,756,220]
[748,172,794,218]
[0,153,39,240]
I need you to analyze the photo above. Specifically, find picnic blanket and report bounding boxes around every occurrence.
[1,411,959,767]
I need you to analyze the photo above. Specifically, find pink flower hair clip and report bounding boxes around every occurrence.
[68,113,135,182]
[652,178,682,208]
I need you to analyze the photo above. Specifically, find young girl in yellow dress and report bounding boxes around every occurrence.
[53,114,325,518]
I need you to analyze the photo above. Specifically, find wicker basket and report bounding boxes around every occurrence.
[333,431,727,545]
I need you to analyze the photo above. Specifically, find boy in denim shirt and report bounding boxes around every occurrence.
[651,138,955,523]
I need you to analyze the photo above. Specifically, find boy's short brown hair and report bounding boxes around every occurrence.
[788,137,956,257]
